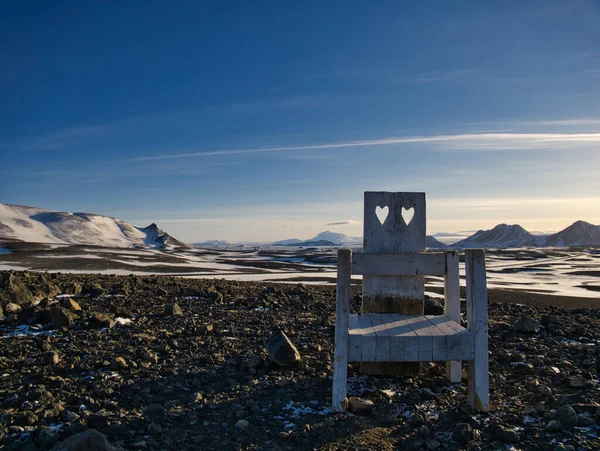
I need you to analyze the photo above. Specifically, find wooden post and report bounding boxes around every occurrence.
[361,192,425,375]
[444,251,462,383]
[332,248,352,412]
[465,249,489,411]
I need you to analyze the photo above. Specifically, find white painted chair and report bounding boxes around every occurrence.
[332,192,489,412]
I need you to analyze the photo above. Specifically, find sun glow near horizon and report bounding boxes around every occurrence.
[125,195,600,243]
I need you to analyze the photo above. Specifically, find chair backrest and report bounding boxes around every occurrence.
[362,192,426,314]
[363,191,426,253]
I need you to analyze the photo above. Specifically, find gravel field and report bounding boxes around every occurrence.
[1,270,600,451]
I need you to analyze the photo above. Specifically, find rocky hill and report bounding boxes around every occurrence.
[426,235,448,249]
[453,224,543,249]
[0,203,188,250]
[544,220,600,247]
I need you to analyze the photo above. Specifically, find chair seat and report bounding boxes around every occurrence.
[348,314,474,363]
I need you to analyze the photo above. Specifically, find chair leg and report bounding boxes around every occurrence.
[466,249,489,412]
[446,362,462,384]
[332,249,352,412]
[332,342,348,412]
[444,251,462,383]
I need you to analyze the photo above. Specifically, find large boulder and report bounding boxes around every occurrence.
[50,307,78,328]
[348,397,375,415]
[266,330,301,367]
[5,303,21,314]
[60,298,81,311]
[424,297,444,315]
[0,272,34,306]
[513,316,540,334]
[553,404,578,428]
[84,283,104,297]
[165,303,183,316]
[50,429,125,451]
[206,285,224,304]
[62,283,82,296]
[88,312,115,329]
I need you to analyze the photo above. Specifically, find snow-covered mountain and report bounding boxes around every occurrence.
[544,221,600,247]
[192,240,261,248]
[273,230,448,248]
[272,238,304,246]
[453,224,542,249]
[309,231,361,245]
[426,235,448,249]
[0,203,188,249]
[272,231,361,247]
[431,232,471,245]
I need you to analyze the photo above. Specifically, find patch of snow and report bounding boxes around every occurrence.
[115,317,133,326]
[0,324,56,338]
[523,415,540,425]
[0,263,28,271]
[280,400,332,419]
[347,376,378,396]
[34,254,105,259]
[49,423,64,432]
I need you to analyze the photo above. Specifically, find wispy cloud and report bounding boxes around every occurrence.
[485,77,538,84]
[393,68,491,84]
[429,196,600,209]
[19,125,108,150]
[129,132,600,161]
[326,220,358,226]
[461,117,600,130]
[524,119,600,126]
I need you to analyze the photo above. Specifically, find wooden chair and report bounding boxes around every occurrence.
[332,192,489,412]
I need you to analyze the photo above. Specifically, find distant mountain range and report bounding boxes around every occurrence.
[2,203,599,250]
[451,221,600,248]
[0,203,188,249]
[273,231,362,247]
[272,221,600,249]
[452,224,542,248]
[543,220,600,247]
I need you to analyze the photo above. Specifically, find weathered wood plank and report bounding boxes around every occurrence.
[332,249,352,412]
[401,316,423,362]
[384,314,413,361]
[348,314,477,362]
[443,317,475,360]
[348,315,362,362]
[361,192,425,375]
[407,316,433,361]
[444,251,462,382]
[357,315,377,362]
[369,314,392,362]
[352,252,445,276]
[425,316,448,361]
[432,317,462,361]
[466,249,489,412]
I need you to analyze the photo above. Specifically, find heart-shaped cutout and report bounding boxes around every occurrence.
[402,207,415,225]
[375,206,389,225]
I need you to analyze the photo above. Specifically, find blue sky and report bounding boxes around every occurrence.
[1,1,600,242]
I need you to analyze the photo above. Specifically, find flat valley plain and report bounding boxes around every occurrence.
[1,239,599,303]
[1,241,600,450]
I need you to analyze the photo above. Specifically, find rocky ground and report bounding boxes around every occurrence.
[1,270,600,451]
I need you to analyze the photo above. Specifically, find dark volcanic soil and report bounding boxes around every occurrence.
[1,271,600,450]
